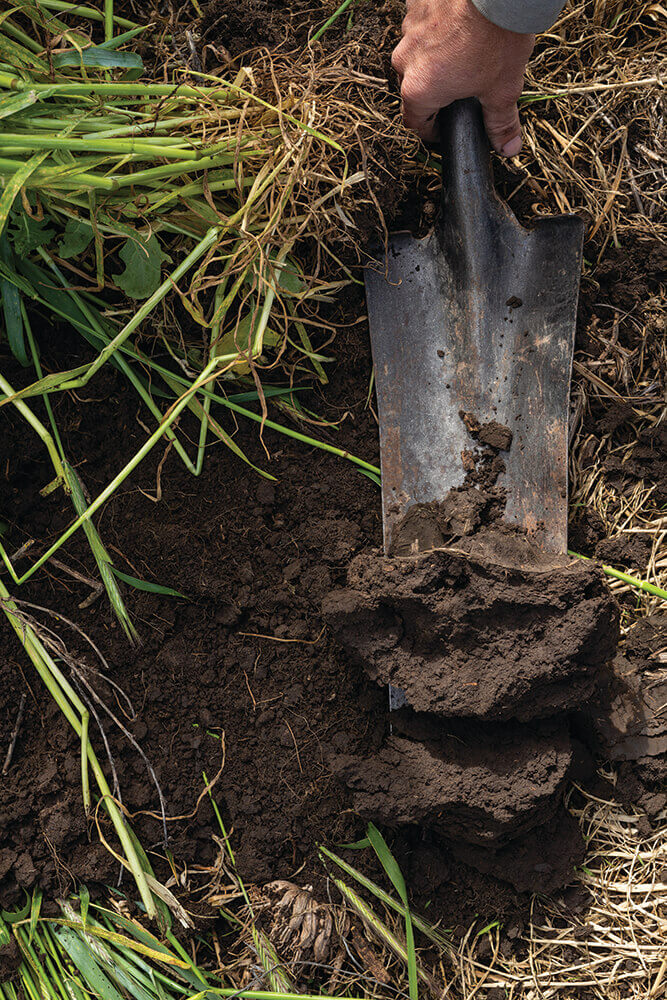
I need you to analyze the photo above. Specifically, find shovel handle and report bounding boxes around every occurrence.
[436,98,511,244]
[438,98,500,197]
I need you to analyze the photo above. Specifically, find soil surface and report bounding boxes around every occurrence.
[0,0,664,941]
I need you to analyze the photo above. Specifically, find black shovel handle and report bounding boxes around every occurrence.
[436,98,512,252]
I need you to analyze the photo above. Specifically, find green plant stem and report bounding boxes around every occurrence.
[0,583,156,918]
[0,158,118,191]
[104,0,113,43]
[108,152,237,188]
[1,17,44,53]
[220,397,381,475]
[311,0,355,43]
[568,550,667,600]
[80,709,90,814]
[0,133,203,158]
[0,73,231,99]
[24,0,139,29]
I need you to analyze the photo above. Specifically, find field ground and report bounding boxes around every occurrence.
[0,1,665,998]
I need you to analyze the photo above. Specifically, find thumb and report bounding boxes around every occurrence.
[480,98,522,157]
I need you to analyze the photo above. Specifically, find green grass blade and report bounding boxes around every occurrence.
[319,846,452,949]
[0,152,49,236]
[332,878,432,989]
[110,568,188,599]
[54,926,126,1000]
[366,823,418,1000]
[0,232,28,365]
[28,889,42,946]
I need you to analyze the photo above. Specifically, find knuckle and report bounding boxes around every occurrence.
[401,73,428,105]
[390,47,404,74]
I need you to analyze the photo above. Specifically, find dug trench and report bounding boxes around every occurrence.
[0,269,664,932]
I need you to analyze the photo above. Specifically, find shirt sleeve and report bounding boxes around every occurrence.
[470,0,567,33]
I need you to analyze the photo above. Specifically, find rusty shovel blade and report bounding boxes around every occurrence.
[365,99,584,557]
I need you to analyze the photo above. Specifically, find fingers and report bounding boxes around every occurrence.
[480,97,522,157]
[393,44,450,143]
[401,84,441,142]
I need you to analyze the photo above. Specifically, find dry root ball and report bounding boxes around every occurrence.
[323,531,619,722]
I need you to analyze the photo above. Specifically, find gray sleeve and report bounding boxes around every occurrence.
[470,0,567,33]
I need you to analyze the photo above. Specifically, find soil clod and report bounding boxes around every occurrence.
[324,527,619,721]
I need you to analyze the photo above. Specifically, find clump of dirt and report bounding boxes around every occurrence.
[592,614,667,821]
[324,530,618,721]
[322,411,620,892]
[333,715,573,845]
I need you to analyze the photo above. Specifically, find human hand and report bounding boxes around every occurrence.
[391,0,535,156]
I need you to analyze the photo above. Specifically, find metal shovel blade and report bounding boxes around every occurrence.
[365,99,584,558]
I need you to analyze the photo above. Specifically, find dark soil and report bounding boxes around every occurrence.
[0,0,664,944]
[324,531,618,721]
[593,614,667,820]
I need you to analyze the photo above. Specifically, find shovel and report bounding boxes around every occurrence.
[364,99,584,709]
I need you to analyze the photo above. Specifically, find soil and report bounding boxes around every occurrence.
[0,0,664,947]
[324,530,619,721]
[593,614,667,821]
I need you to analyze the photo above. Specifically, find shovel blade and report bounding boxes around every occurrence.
[365,101,584,556]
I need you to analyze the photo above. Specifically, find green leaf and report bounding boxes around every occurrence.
[98,26,149,49]
[9,212,55,257]
[55,926,126,1000]
[0,233,28,366]
[367,822,419,1000]
[2,894,31,923]
[52,46,144,79]
[111,568,188,599]
[358,468,381,487]
[113,233,171,300]
[367,823,408,905]
[79,886,90,931]
[276,261,305,296]
[28,888,42,945]
[0,89,39,121]
[0,153,50,237]
[476,920,501,937]
[58,219,93,260]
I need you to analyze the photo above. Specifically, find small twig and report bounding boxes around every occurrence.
[2,692,26,775]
